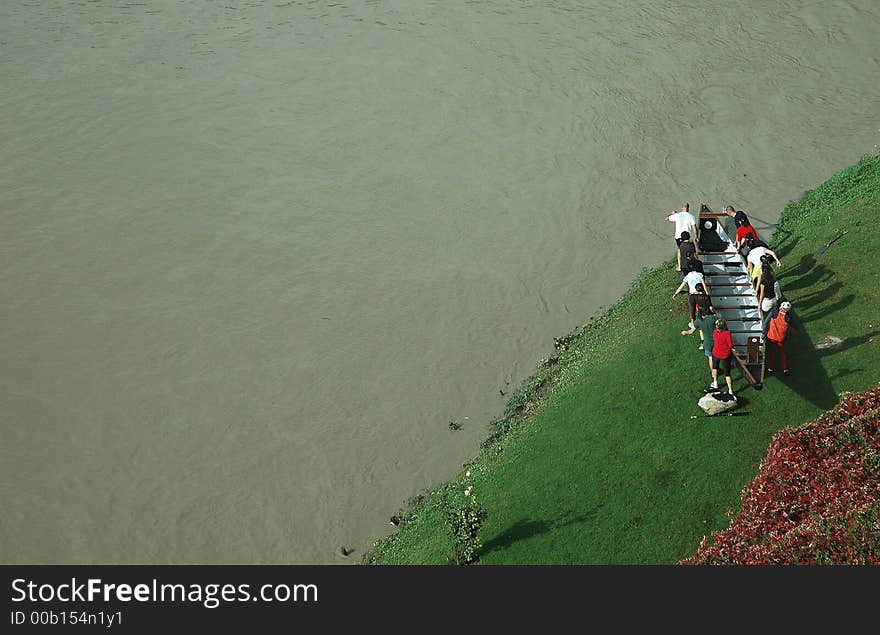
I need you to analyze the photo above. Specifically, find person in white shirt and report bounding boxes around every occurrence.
[746,240,781,288]
[673,259,705,292]
[673,260,707,321]
[666,202,697,257]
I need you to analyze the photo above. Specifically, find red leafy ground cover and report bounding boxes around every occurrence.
[682,385,880,564]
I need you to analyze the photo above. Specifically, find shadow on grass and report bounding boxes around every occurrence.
[481,509,599,557]
[766,326,838,410]
[794,282,844,311]
[779,255,835,292]
[773,234,800,260]
[730,384,753,406]
[761,249,850,409]
[777,252,815,281]
[829,367,865,382]
[818,330,880,359]
[799,295,856,324]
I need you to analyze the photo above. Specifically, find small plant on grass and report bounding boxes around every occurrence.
[440,472,487,565]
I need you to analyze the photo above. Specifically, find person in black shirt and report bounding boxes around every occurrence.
[728,207,751,228]
[677,231,696,274]
[701,203,751,228]
[758,258,779,330]
[689,282,714,324]
[747,235,769,250]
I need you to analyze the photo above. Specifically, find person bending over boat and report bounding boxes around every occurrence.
[737,228,760,260]
[701,203,750,228]
[667,202,697,256]
[736,223,759,252]
[757,256,778,327]
[683,248,701,270]
[746,237,780,286]
[674,261,710,322]
[673,258,706,319]
[681,306,718,381]
[675,255,705,287]
[677,231,696,275]
[709,318,737,396]
[689,282,714,324]
[742,234,768,277]
[729,207,752,228]
[765,301,796,375]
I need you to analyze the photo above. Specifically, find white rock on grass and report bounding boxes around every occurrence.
[698,392,738,416]
[815,334,844,350]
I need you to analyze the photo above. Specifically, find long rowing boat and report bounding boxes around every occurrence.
[696,211,766,385]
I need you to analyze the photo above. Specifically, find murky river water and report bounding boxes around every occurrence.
[1,1,878,563]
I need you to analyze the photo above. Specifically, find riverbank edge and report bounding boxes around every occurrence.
[363,264,662,563]
[363,152,880,564]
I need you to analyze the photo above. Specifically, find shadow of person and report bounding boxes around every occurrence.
[773,235,801,260]
[479,519,551,556]
[799,294,856,324]
[725,389,753,412]
[781,262,834,292]
[480,509,599,557]
[772,326,838,410]
[777,253,815,282]
[829,367,865,381]
[793,282,844,311]
[818,330,880,358]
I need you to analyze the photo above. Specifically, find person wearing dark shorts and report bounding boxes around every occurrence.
[758,256,778,331]
[710,318,736,396]
[681,307,717,380]
[667,203,697,257]
[673,259,708,322]
[673,257,704,305]
[712,355,731,377]
[688,282,713,323]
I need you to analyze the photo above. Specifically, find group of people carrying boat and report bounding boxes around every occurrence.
[666,203,795,397]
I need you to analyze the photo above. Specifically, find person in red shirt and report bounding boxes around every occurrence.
[709,318,737,396]
[766,301,795,375]
[736,223,759,249]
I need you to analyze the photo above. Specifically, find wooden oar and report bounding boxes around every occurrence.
[690,411,751,419]
[731,350,762,390]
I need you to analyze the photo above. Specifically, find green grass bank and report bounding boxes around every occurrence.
[365,153,880,564]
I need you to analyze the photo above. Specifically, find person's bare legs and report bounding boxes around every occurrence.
[725,374,734,394]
